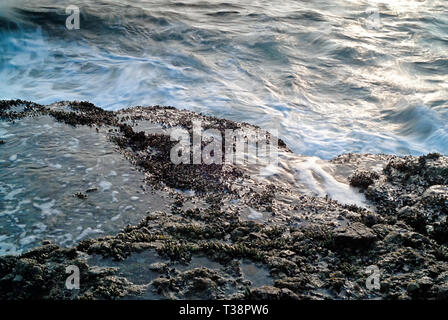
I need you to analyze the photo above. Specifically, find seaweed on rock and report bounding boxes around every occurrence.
[0,101,447,300]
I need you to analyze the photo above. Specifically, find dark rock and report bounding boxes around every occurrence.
[149,262,168,273]
[248,286,299,300]
[74,192,88,199]
[333,222,377,248]
[349,171,380,189]
[406,281,419,293]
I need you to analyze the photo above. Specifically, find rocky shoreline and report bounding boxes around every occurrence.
[0,100,447,300]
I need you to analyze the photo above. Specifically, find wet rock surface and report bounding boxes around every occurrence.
[0,100,447,300]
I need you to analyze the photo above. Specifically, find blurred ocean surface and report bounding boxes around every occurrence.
[0,0,447,158]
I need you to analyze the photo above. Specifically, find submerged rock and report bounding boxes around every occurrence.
[0,100,447,300]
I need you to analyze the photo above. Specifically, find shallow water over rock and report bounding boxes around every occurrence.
[0,115,173,255]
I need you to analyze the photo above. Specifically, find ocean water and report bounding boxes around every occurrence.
[0,0,447,158]
[0,114,175,255]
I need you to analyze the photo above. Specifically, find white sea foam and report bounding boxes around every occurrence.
[76,227,104,241]
[48,163,62,169]
[33,199,61,216]
[292,157,366,207]
[0,241,21,256]
[111,214,121,221]
[248,208,263,220]
[5,188,23,200]
[99,180,112,191]
[19,235,37,246]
